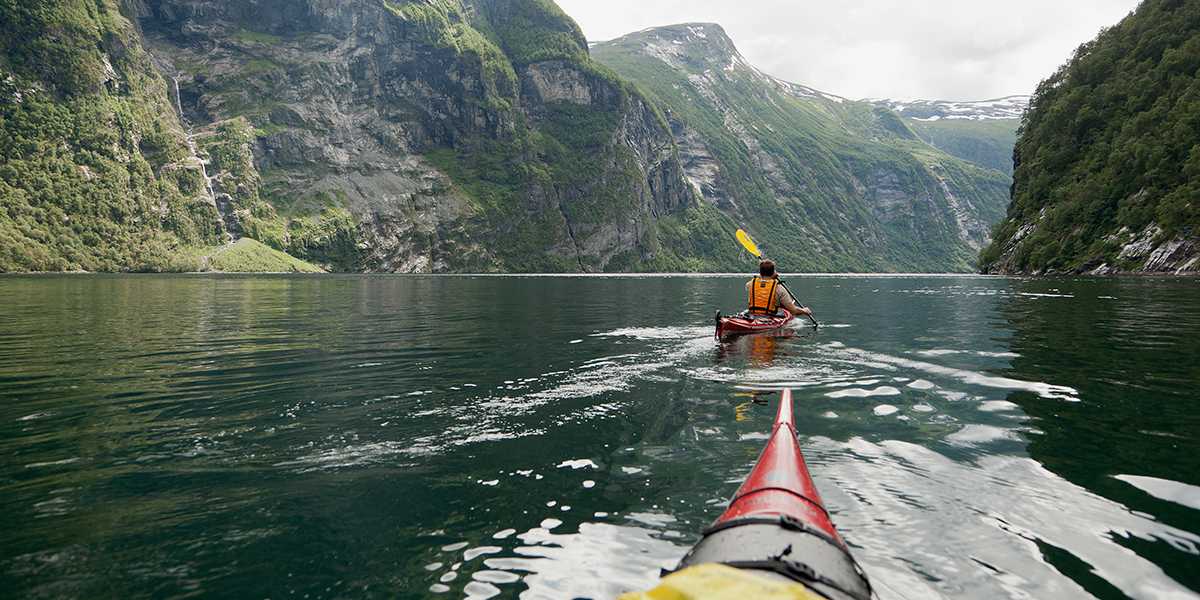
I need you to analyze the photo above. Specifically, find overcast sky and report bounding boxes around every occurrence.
[557,0,1141,101]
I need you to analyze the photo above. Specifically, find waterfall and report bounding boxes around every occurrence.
[172,75,234,243]
[171,76,186,126]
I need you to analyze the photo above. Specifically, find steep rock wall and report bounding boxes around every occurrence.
[135,0,718,272]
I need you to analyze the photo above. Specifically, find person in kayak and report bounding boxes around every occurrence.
[747,260,812,319]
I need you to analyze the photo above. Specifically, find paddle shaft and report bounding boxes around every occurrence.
[780,280,820,327]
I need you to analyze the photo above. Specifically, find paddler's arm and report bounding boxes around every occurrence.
[777,282,812,316]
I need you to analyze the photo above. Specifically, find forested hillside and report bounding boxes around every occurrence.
[981,0,1200,274]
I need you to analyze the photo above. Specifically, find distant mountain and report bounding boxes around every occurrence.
[981,0,1200,275]
[869,96,1030,121]
[594,23,1012,271]
[868,97,1027,176]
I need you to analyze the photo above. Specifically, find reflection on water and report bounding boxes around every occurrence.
[0,275,1197,599]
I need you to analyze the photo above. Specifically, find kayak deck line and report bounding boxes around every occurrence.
[714,394,837,533]
[672,390,874,600]
[722,485,831,520]
[699,514,848,555]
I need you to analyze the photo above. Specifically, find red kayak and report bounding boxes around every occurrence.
[715,310,795,337]
[672,389,872,600]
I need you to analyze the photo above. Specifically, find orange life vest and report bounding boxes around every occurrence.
[748,276,780,315]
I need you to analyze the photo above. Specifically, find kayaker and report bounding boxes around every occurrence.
[747,260,812,319]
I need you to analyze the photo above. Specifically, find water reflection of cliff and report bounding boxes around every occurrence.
[997,277,1200,591]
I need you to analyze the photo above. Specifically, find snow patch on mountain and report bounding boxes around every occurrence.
[867,96,1030,121]
[625,23,847,106]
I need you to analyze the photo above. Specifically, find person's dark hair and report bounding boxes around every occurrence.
[759,259,776,277]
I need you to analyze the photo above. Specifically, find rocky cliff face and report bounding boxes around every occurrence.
[129,0,733,272]
[594,24,1011,272]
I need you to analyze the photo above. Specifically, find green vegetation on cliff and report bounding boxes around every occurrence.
[981,0,1200,273]
[388,0,519,110]
[0,0,222,272]
[473,0,589,66]
[395,2,739,271]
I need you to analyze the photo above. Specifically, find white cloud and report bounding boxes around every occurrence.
[558,0,1140,100]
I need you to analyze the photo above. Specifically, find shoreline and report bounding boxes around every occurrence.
[1,271,1196,278]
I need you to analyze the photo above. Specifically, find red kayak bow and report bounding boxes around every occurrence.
[675,390,872,600]
[714,390,837,538]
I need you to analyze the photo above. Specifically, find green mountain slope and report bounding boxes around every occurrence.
[981,0,1200,274]
[0,0,225,271]
[1,0,743,273]
[190,238,323,273]
[594,24,1012,272]
[870,97,1025,176]
[2,2,1019,274]
[908,119,1018,176]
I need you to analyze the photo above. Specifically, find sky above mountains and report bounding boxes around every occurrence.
[559,0,1141,101]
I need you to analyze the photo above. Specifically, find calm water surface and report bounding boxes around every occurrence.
[1,275,1197,599]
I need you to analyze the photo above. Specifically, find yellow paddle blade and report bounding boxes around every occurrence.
[735,229,762,258]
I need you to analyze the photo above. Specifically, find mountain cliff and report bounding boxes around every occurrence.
[2,0,739,272]
[980,0,1200,275]
[593,24,1012,271]
[135,0,746,272]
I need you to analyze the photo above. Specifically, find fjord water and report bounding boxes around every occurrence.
[1,275,1197,600]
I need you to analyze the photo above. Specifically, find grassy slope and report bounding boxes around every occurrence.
[593,32,1010,272]
[908,118,1019,176]
[197,238,324,273]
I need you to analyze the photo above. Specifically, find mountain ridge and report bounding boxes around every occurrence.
[594,22,1012,271]
[601,22,1023,177]
[867,96,1030,121]
[867,96,1025,176]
